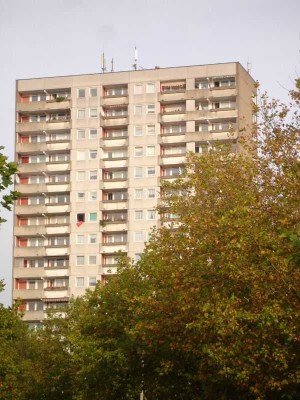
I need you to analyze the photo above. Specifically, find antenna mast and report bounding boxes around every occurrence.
[111,58,114,72]
[101,52,107,73]
[133,47,138,70]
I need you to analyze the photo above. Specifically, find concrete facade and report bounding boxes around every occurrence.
[13,63,255,326]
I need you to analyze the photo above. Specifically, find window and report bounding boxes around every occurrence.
[89,150,97,159]
[134,189,143,199]
[77,109,86,119]
[89,212,97,222]
[146,83,155,93]
[90,108,98,118]
[77,129,85,139]
[146,104,155,114]
[76,256,84,266]
[198,102,209,110]
[134,125,143,136]
[89,277,97,287]
[146,146,155,156]
[134,210,143,220]
[134,146,143,157]
[89,192,97,201]
[90,88,97,97]
[89,256,97,265]
[89,234,97,244]
[89,129,98,139]
[147,125,155,135]
[147,188,155,198]
[30,94,46,102]
[197,123,209,132]
[134,105,143,115]
[134,167,143,178]
[49,153,70,162]
[77,213,85,223]
[77,150,86,161]
[77,192,85,201]
[147,210,156,220]
[147,166,155,177]
[197,80,209,89]
[29,114,46,122]
[89,170,98,180]
[28,175,45,184]
[76,235,85,244]
[78,89,85,98]
[134,231,143,242]
[76,277,84,287]
[134,84,143,94]
[134,253,143,263]
[162,124,185,134]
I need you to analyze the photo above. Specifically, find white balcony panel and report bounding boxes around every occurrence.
[45,226,69,235]
[102,266,118,275]
[15,205,46,215]
[14,226,46,236]
[15,184,48,194]
[47,162,70,172]
[14,247,46,257]
[102,222,128,231]
[100,96,128,106]
[46,205,70,213]
[158,135,186,145]
[160,114,186,123]
[46,184,70,193]
[159,155,186,165]
[45,247,69,256]
[102,202,128,211]
[101,244,127,253]
[44,269,69,278]
[14,289,44,300]
[22,310,44,321]
[14,268,45,279]
[17,99,71,112]
[16,121,71,132]
[43,290,69,299]
[102,181,128,190]
[185,131,238,142]
[101,159,128,169]
[101,138,128,147]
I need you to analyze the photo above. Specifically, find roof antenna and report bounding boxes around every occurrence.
[111,57,114,72]
[133,47,138,71]
[247,60,252,74]
[101,52,106,73]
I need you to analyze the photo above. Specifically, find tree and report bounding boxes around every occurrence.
[36,81,300,399]
[0,146,20,224]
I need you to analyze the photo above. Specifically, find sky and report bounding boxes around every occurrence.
[0,0,299,306]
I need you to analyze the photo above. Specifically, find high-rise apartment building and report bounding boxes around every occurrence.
[13,63,255,326]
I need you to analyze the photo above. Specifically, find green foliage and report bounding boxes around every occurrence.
[0,146,20,223]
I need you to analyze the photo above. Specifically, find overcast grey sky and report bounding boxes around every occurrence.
[0,0,299,306]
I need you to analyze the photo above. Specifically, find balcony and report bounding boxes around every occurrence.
[16,141,71,153]
[102,266,118,275]
[100,96,128,107]
[14,268,44,279]
[17,98,71,112]
[102,200,128,211]
[158,154,186,166]
[100,116,129,127]
[185,130,238,142]
[159,92,187,102]
[100,137,129,147]
[16,119,71,132]
[17,161,70,174]
[14,288,45,300]
[101,180,128,190]
[22,310,44,321]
